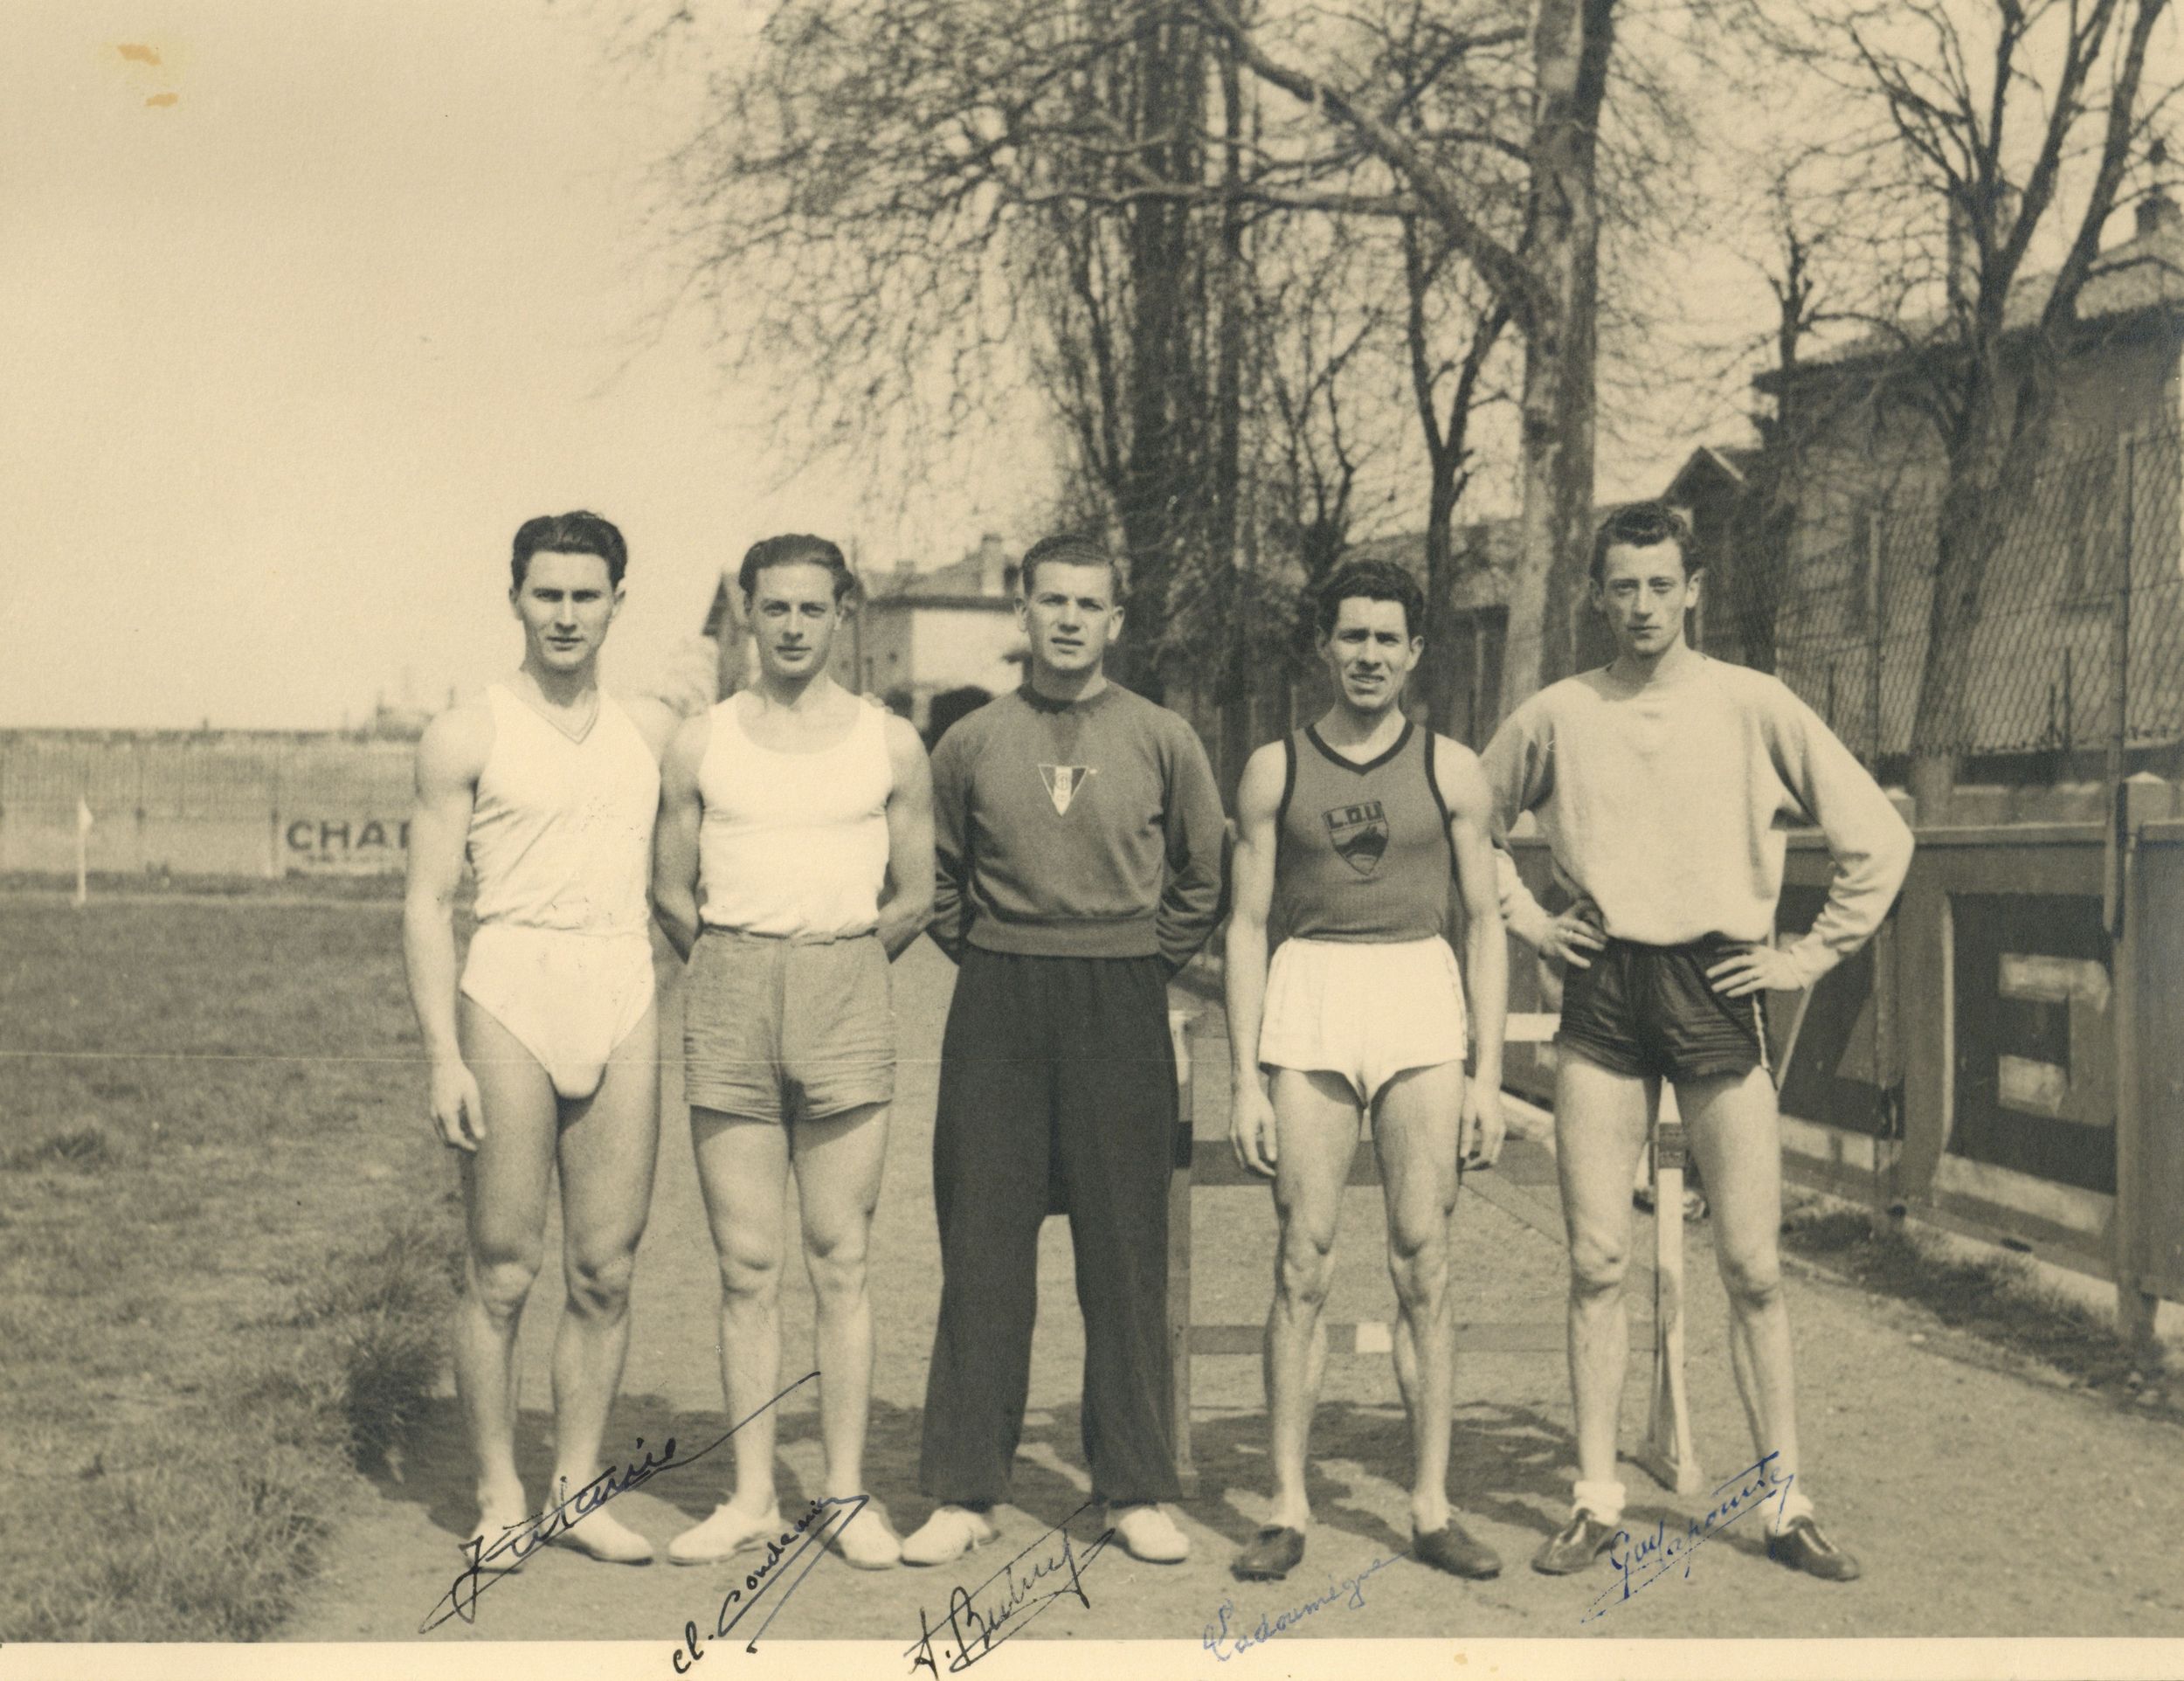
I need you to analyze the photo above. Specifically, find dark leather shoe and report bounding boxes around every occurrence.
[1531,1512,1620,1575]
[1766,1515,1862,1581]
[1414,1519,1501,1579]
[1233,1525,1306,1581]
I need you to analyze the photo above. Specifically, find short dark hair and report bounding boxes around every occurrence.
[1589,502,1696,584]
[1019,533,1125,601]
[738,534,858,603]
[512,510,626,590]
[1315,557,1426,640]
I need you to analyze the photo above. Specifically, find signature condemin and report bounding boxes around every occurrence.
[1202,1553,1402,1659]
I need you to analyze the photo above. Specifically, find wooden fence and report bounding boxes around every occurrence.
[1504,774,2184,1333]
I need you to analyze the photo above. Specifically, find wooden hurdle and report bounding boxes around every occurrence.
[1164,1007,1635,1494]
[1165,992,1814,1491]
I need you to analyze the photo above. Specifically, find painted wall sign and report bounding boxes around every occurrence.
[283,815,410,874]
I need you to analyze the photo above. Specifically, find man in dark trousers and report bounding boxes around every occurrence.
[904,533,1227,1567]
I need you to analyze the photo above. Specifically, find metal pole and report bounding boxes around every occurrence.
[1867,513,1884,764]
[2111,438,2137,789]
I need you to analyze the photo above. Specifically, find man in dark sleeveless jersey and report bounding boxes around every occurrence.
[1222,558,1509,1583]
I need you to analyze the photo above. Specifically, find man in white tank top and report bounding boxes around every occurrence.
[653,535,935,1571]
[404,512,679,1577]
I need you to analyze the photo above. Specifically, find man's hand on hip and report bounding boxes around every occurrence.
[1706,942,1804,999]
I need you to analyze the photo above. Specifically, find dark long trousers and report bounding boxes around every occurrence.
[917,945,1181,1506]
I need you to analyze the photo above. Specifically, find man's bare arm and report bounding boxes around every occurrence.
[402,704,489,1149]
[1441,737,1509,1166]
[876,714,936,959]
[1223,743,1286,1178]
[620,693,686,765]
[652,713,709,963]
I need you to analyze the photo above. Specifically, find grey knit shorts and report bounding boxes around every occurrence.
[682,928,895,1123]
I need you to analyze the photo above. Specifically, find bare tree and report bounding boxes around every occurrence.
[1759,0,2178,786]
[1184,0,1616,711]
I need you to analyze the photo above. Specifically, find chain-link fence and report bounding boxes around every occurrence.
[1714,425,2184,771]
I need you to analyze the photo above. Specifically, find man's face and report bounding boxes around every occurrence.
[1018,559,1123,678]
[511,550,620,670]
[746,560,845,681]
[1319,595,1420,713]
[1591,540,1697,660]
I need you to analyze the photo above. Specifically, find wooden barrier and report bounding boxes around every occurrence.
[1503,795,2184,1337]
[1165,1007,1679,1491]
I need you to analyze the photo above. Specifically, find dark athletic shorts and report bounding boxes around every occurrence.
[1556,934,1770,1084]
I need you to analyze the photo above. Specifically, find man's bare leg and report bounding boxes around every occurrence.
[1552,1051,1652,1498]
[791,1102,900,1564]
[671,1110,791,1560]
[1261,1069,1363,1535]
[1676,1068,1801,1503]
[543,1006,661,1562]
[786,1103,889,1497]
[1372,1062,1463,1537]
[453,1000,559,1557]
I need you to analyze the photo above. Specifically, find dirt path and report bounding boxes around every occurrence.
[281,942,2184,1650]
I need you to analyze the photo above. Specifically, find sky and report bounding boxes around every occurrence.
[13,3,2162,732]
[3,1,1047,730]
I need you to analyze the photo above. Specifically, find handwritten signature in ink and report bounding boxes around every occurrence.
[421,1369,821,1633]
[903,1501,1117,1673]
[1579,1452,1794,1622]
[667,1494,865,1664]
[1202,1552,1402,1659]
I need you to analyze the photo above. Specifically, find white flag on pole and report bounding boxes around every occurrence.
[78,796,94,834]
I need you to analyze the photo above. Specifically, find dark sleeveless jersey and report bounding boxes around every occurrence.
[1274,719,1455,943]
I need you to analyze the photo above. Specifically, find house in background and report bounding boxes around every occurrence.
[701,533,1026,733]
[1745,192,2184,778]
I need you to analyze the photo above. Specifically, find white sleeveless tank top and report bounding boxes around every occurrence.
[696,691,892,938]
[467,683,660,936]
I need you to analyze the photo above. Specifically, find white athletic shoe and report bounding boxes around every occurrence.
[821,1497,904,1570]
[667,1502,784,1566]
[900,1505,1000,1567]
[551,1506,656,1565]
[1106,1502,1190,1564]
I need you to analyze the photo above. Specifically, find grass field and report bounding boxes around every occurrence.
[0,896,460,1640]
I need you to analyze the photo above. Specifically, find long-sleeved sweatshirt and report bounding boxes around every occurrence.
[1481,652,1914,986]
[927,682,1227,972]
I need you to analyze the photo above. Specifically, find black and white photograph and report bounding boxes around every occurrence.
[6,2,2184,1677]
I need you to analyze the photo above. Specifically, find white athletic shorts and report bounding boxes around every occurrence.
[460,923,655,1102]
[1257,935,1468,1106]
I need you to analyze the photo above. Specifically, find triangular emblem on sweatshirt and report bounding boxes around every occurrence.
[1039,764,1095,815]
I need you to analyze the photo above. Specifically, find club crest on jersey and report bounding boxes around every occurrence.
[1039,764,1096,815]
[1324,800,1388,877]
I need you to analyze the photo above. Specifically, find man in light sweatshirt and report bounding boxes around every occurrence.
[903,533,1227,1568]
[1482,502,1913,1584]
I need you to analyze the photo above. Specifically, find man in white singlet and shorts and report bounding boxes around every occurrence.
[1223,558,1509,1585]
[653,534,935,1571]
[404,510,680,1570]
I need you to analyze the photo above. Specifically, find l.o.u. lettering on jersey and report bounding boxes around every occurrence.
[1324,800,1389,878]
[1039,763,1096,816]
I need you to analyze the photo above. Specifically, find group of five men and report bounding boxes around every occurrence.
[403,503,1911,1596]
